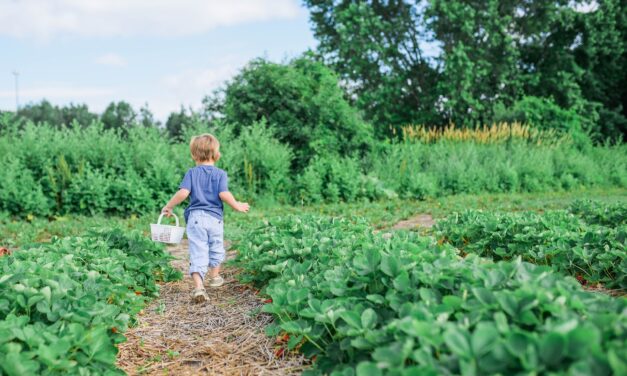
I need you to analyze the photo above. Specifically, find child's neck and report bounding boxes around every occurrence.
[197,160,215,166]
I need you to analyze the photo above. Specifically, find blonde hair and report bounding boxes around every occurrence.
[190,133,220,162]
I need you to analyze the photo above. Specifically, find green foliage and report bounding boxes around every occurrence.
[235,215,627,375]
[303,0,441,134]
[207,56,374,169]
[0,229,182,375]
[304,0,627,140]
[165,106,196,141]
[16,100,98,129]
[435,205,626,289]
[101,101,138,133]
[427,0,522,125]
[0,117,625,218]
[0,155,52,217]
[569,199,627,227]
[296,156,379,204]
[493,96,584,134]
[0,122,190,217]
[372,141,626,197]
[220,121,294,202]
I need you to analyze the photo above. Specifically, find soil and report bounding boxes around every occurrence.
[390,214,435,230]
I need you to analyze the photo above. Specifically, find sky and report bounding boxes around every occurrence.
[0,0,317,120]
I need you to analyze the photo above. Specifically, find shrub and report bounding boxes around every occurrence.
[207,56,374,170]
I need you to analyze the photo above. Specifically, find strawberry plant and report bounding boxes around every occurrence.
[0,229,181,375]
[569,200,627,227]
[235,215,627,375]
[435,208,626,289]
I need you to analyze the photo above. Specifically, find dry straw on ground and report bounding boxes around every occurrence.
[117,241,309,375]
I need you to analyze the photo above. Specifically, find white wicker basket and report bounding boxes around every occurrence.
[151,213,185,244]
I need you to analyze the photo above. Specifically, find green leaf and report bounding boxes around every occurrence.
[608,348,627,376]
[287,288,309,305]
[366,294,385,304]
[280,321,300,333]
[40,286,52,304]
[393,271,411,292]
[372,345,406,368]
[471,322,499,357]
[493,312,509,333]
[0,274,14,284]
[472,287,495,306]
[539,332,566,366]
[356,361,382,376]
[442,295,462,310]
[2,352,40,376]
[287,334,304,350]
[444,326,471,358]
[380,253,400,277]
[361,308,377,330]
[340,310,362,329]
[353,248,381,275]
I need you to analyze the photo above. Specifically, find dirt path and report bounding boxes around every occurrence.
[117,240,308,375]
[390,214,435,230]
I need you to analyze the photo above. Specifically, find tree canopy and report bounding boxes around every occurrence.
[304,0,626,141]
[205,56,374,169]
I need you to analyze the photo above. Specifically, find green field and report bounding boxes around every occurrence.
[1,188,625,375]
[2,0,627,374]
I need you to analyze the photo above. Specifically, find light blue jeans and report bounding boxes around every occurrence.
[187,210,225,281]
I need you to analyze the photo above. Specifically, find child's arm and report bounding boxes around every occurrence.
[219,191,250,213]
[161,188,190,217]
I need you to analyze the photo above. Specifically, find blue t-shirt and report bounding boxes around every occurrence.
[179,165,228,222]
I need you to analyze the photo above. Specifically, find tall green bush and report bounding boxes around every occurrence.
[0,117,624,218]
[372,141,626,198]
[206,56,374,169]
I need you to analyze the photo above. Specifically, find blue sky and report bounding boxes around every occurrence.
[0,0,317,120]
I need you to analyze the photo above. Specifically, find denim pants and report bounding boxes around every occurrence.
[187,210,225,280]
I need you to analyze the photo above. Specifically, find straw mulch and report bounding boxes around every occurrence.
[117,240,309,375]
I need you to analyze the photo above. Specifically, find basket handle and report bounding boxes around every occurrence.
[157,213,180,227]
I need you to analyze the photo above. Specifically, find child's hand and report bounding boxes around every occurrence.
[235,202,250,213]
[161,206,173,217]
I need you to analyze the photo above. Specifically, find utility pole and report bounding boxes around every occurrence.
[12,70,19,111]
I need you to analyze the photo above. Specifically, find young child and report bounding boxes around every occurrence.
[161,133,250,303]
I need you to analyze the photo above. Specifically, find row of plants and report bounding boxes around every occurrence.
[0,229,182,375]
[234,215,626,375]
[434,201,626,290]
[568,200,627,227]
[1,117,626,217]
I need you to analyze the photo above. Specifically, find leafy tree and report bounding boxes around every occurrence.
[493,96,583,133]
[101,101,137,131]
[575,0,627,141]
[61,103,99,127]
[165,106,195,140]
[427,0,525,125]
[16,100,98,128]
[304,0,441,135]
[205,56,373,170]
[16,100,63,126]
[303,0,626,140]
[139,104,160,128]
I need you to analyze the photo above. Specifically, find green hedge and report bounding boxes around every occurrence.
[1,116,625,217]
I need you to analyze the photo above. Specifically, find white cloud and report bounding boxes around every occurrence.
[0,0,302,39]
[95,53,127,67]
[163,65,239,92]
[149,56,246,118]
